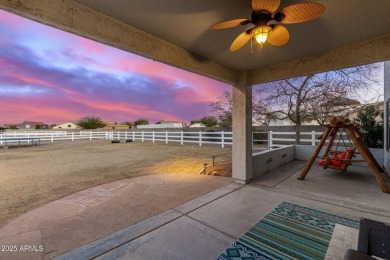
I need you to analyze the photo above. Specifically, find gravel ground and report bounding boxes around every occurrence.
[0,140,231,227]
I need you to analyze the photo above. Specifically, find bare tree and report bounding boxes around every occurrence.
[255,63,381,144]
[252,87,276,126]
[210,90,233,127]
[210,90,272,127]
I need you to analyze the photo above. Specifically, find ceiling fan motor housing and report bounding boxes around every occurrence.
[274,12,285,22]
[251,10,272,25]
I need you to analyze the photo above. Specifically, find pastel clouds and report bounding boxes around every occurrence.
[0,10,230,125]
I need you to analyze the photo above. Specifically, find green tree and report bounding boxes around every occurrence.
[35,124,41,130]
[77,116,106,129]
[8,125,18,130]
[191,116,218,127]
[133,119,149,126]
[354,105,383,148]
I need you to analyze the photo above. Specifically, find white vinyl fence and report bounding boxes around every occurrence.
[108,131,233,147]
[0,130,350,148]
[267,131,352,147]
[0,131,233,148]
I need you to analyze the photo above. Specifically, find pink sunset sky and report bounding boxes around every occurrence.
[0,10,230,125]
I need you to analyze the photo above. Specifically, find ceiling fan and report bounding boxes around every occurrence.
[210,0,325,51]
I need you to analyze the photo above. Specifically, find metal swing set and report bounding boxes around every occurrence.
[298,117,390,194]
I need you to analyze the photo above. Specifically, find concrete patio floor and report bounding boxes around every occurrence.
[54,160,390,260]
[1,161,389,260]
[0,173,233,260]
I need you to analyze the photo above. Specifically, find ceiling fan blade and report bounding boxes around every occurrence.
[252,0,281,13]
[210,19,251,29]
[267,25,289,46]
[230,31,252,51]
[278,3,325,24]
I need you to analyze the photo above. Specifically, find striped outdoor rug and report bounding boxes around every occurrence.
[217,202,358,260]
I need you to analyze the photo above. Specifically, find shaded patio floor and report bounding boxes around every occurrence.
[52,161,390,260]
[253,160,390,212]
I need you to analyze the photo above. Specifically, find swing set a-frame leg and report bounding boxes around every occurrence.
[344,127,390,194]
[298,127,332,180]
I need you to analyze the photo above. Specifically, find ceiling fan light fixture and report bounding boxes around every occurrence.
[210,0,325,51]
[253,26,272,46]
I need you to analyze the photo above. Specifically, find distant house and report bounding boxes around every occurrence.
[343,102,383,122]
[1,124,19,129]
[189,122,206,128]
[103,121,117,125]
[103,124,131,130]
[268,112,298,126]
[136,120,184,129]
[18,121,49,130]
[53,122,81,130]
[155,120,181,125]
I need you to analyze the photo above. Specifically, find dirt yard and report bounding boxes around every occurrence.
[0,140,231,227]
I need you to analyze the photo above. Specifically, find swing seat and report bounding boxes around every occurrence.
[318,155,343,168]
[318,147,354,170]
[318,159,341,167]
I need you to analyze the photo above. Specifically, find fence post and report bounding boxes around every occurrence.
[166,131,168,144]
[312,131,316,146]
[268,131,273,148]
[199,131,202,147]
[152,131,155,143]
[221,131,225,148]
[142,131,144,142]
[27,134,30,143]
[133,131,135,141]
[72,132,74,141]
[51,133,54,143]
[180,131,183,145]
[125,132,127,140]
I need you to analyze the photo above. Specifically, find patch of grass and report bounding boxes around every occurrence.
[0,141,231,227]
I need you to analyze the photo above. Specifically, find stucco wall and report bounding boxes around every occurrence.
[252,144,384,179]
[252,146,295,178]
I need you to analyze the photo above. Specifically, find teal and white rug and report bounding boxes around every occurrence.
[217,202,359,260]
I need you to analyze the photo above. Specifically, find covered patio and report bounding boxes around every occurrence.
[0,161,388,259]
[54,162,390,259]
[2,0,390,185]
[1,0,390,259]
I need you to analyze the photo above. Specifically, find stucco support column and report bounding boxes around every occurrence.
[384,61,390,172]
[232,71,252,184]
